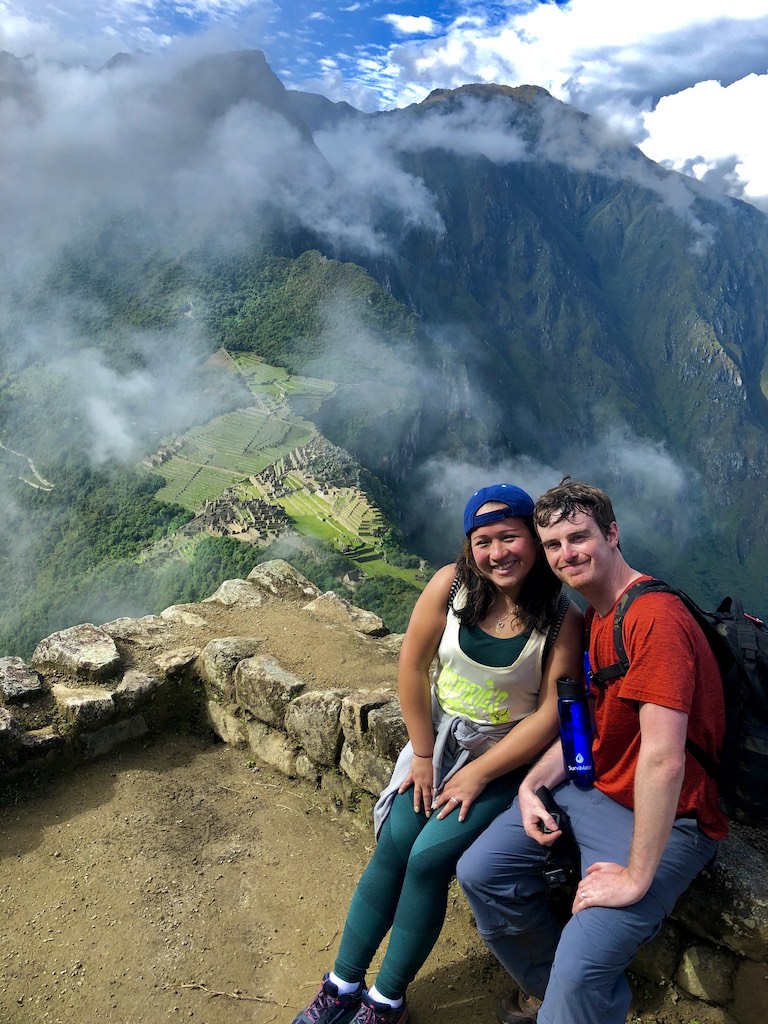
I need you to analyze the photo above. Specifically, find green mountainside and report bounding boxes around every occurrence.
[2,48,768,656]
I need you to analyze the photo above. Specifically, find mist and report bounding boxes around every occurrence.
[0,41,761,653]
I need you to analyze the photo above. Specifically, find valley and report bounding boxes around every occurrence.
[140,349,427,590]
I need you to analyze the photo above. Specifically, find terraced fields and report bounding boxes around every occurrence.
[148,352,424,587]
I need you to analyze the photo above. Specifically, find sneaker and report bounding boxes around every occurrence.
[494,989,542,1024]
[348,989,409,1024]
[291,973,364,1024]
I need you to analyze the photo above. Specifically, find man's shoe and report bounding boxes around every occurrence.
[494,989,542,1024]
[348,989,409,1024]
[291,974,364,1024]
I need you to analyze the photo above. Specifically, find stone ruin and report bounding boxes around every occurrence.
[0,559,766,1024]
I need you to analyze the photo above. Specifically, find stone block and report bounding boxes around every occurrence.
[206,700,247,748]
[18,727,67,766]
[52,685,116,730]
[235,655,306,727]
[198,637,263,702]
[368,701,408,761]
[113,670,162,713]
[31,624,121,685]
[339,739,394,796]
[79,714,149,761]
[245,719,298,776]
[101,615,170,646]
[674,835,768,960]
[302,592,389,637]
[246,559,321,601]
[159,606,209,627]
[0,706,21,759]
[203,579,265,609]
[153,646,201,677]
[340,691,395,743]
[675,942,736,1004]
[732,958,768,1024]
[285,689,346,767]
[0,657,45,702]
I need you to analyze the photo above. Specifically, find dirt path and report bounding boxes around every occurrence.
[0,733,506,1024]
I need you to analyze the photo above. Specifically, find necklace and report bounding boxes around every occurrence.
[494,604,517,634]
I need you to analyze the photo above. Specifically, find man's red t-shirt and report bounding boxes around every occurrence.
[589,577,728,840]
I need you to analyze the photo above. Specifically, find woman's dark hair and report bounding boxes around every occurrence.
[452,515,562,633]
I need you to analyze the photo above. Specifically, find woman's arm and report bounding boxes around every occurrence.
[396,562,457,816]
[434,600,584,820]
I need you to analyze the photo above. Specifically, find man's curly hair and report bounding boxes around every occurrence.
[533,476,616,540]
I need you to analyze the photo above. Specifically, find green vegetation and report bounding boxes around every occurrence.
[0,465,193,658]
[353,576,422,634]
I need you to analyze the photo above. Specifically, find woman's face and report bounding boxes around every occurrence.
[469,505,538,592]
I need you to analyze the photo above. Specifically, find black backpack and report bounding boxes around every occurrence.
[588,578,768,826]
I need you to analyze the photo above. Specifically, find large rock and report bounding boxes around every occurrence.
[31,624,121,685]
[245,718,299,776]
[285,689,347,767]
[203,578,266,609]
[0,657,44,702]
[101,615,171,646]
[247,559,321,601]
[113,670,163,713]
[235,655,306,727]
[675,834,768,960]
[302,592,389,637]
[197,637,263,702]
[52,685,116,730]
[0,706,20,759]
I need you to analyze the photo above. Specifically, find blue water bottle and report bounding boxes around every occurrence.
[557,677,595,789]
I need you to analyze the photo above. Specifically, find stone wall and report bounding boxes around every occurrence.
[1,559,766,1024]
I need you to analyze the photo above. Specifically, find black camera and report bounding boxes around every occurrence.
[535,786,580,889]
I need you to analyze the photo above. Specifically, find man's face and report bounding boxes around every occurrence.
[536,509,618,592]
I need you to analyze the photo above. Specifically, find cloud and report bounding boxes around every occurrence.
[641,75,768,210]
[409,420,696,566]
[381,15,439,36]
[305,1,768,207]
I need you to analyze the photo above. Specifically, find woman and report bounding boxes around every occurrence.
[291,483,583,1024]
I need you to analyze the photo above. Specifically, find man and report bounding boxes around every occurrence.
[457,478,726,1024]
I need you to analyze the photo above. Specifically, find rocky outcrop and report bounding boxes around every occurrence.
[0,558,765,1023]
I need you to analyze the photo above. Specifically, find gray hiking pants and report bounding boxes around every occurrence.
[457,782,718,1024]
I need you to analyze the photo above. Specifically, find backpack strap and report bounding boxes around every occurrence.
[589,578,674,688]
[587,577,726,788]
[446,572,461,613]
[543,592,571,664]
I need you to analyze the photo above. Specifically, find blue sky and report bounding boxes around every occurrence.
[2,1,768,207]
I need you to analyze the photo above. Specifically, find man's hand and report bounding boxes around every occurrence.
[518,784,563,847]
[572,860,650,913]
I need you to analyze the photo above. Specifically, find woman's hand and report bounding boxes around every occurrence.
[431,762,487,823]
[399,753,434,816]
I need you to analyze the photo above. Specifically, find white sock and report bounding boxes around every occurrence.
[328,972,362,996]
[367,985,404,1009]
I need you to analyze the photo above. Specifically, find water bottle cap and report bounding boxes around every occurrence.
[557,677,585,698]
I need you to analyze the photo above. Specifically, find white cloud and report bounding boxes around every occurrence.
[307,1,768,206]
[641,75,768,209]
[381,14,439,36]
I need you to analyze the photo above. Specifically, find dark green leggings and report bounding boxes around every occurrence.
[333,768,524,999]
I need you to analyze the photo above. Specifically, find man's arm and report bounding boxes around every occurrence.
[573,701,687,913]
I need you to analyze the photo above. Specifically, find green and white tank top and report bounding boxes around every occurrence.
[434,585,547,726]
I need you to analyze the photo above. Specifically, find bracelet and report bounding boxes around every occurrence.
[412,750,433,759]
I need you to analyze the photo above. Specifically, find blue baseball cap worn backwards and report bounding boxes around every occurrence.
[463,483,535,536]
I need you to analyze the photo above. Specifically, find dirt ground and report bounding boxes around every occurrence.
[0,583,743,1024]
[0,732,509,1024]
